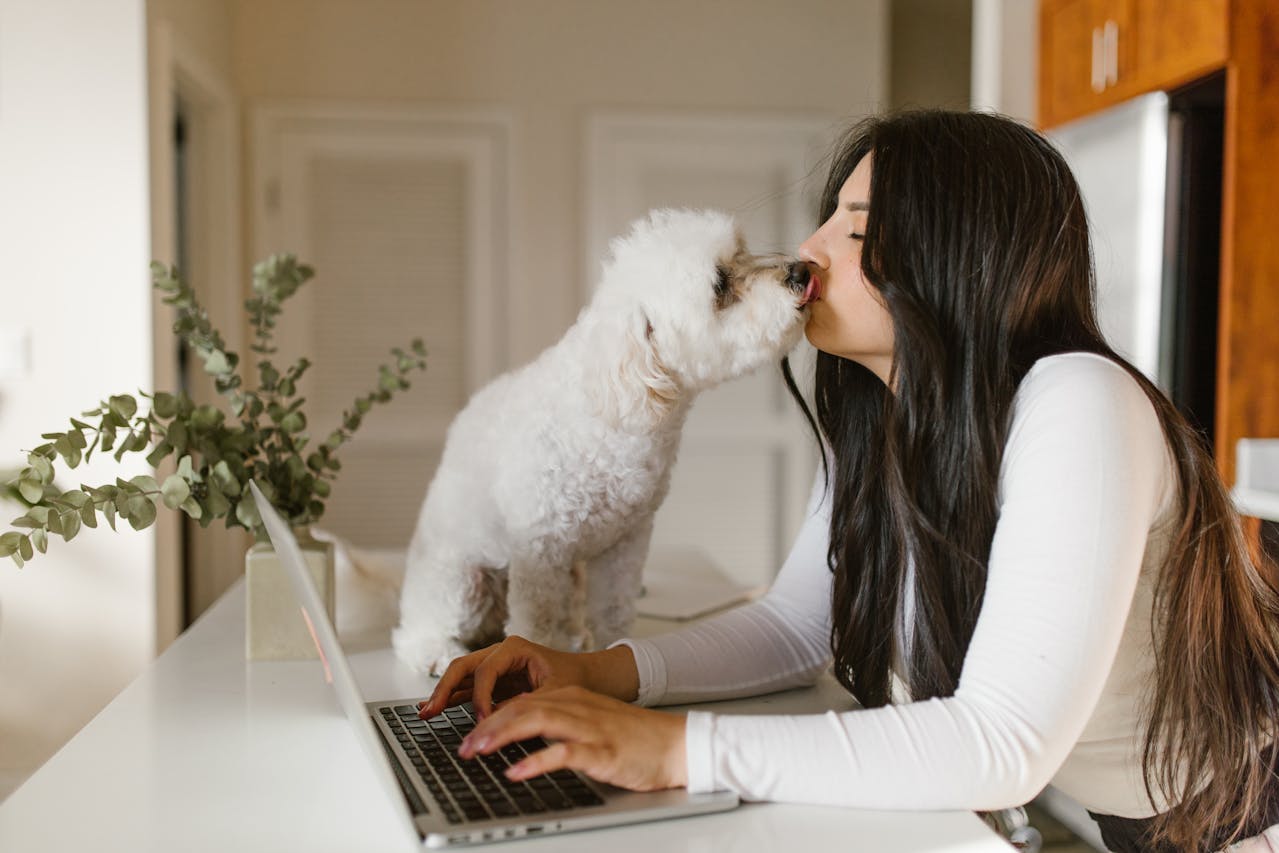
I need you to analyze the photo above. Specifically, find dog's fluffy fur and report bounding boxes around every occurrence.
[392,209,810,674]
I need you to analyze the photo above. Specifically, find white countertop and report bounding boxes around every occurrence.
[0,577,1009,852]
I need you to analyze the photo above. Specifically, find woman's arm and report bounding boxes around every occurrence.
[684,355,1172,809]
[612,467,836,706]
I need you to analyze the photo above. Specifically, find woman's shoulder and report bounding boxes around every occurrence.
[1009,351,1166,451]
[1017,352,1154,414]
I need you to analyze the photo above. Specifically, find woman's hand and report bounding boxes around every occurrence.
[418,635,639,719]
[458,686,687,792]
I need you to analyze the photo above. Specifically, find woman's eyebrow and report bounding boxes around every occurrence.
[843,201,870,212]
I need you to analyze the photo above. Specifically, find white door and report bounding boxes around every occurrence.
[252,104,511,547]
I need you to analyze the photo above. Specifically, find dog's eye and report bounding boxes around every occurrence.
[713,266,732,297]
[712,265,737,310]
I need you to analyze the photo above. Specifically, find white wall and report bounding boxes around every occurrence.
[971,0,1038,122]
[231,0,889,366]
[0,0,154,797]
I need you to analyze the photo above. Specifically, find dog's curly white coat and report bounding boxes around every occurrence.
[392,209,810,674]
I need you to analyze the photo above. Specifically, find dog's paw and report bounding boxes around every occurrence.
[392,628,471,676]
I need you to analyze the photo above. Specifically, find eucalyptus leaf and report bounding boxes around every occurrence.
[204,349,230,375]
[179,496,202,520]
[160,475,190,510]
[211,460,240,496]
[29,455,54,483]
[206,483,230,518]
[18,477,43,504]
[18,535,32,561]
[168,420,189,454]
[79,502,97,529]
[146,440,174,468]
[31,528,47,554]
[60,511,81,542]
[128,475,160,495]
[128,498,156,531]
[108,394,138,421]
[280,412,305,434]
[152,392,178,419]
[235,494,261,529]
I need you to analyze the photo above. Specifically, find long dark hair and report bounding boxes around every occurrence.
[782,110,1279,849]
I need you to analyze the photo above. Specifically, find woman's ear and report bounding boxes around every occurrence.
[600,311,681,430]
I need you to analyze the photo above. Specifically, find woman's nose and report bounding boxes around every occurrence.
[797,235,826,269]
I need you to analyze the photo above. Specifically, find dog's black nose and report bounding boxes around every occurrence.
[784,260,811,291]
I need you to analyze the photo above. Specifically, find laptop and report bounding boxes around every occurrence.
[247,480,740,848]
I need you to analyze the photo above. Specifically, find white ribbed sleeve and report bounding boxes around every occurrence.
[618,354,1172,812]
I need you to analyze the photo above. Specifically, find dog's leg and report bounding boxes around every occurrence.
[505,551,589,652]
[583,519,653,649]
[392,544,490,675]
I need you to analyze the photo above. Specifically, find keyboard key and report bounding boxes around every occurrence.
[539,790,572,810]
[567,788,604,806]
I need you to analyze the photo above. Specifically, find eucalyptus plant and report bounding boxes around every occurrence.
[0,255,427,567]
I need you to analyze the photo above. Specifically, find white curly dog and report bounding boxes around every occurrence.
[392,208,817,674]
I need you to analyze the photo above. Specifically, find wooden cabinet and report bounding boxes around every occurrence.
[1131,0,1228,93]
[1039,0,1226,128]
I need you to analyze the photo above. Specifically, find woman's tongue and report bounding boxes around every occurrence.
[801,274,821,305]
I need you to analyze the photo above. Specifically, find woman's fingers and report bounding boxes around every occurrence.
[420,647,488,717]
[456,687,688,792]
[506,740,598,782]
[469,639,534,718]
[460,690,592,757]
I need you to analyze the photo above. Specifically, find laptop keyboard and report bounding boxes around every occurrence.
[378,702,604,824]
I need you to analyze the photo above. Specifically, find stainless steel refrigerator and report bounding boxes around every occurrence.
[1049,74,1225,447]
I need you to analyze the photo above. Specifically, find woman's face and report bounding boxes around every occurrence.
[798,155,895,385]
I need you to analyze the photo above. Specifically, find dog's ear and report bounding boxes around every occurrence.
[601,311,681,430]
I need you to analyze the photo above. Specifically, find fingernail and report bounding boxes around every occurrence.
[506,763,526,780]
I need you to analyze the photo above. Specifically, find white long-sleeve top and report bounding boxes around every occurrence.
[615,353,1180,817]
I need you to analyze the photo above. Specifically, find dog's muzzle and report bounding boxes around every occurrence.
[784,260,810,293]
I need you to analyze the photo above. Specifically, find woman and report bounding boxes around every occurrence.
[420,110,1279,851]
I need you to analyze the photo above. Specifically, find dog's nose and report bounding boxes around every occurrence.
[784,261,811,292]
